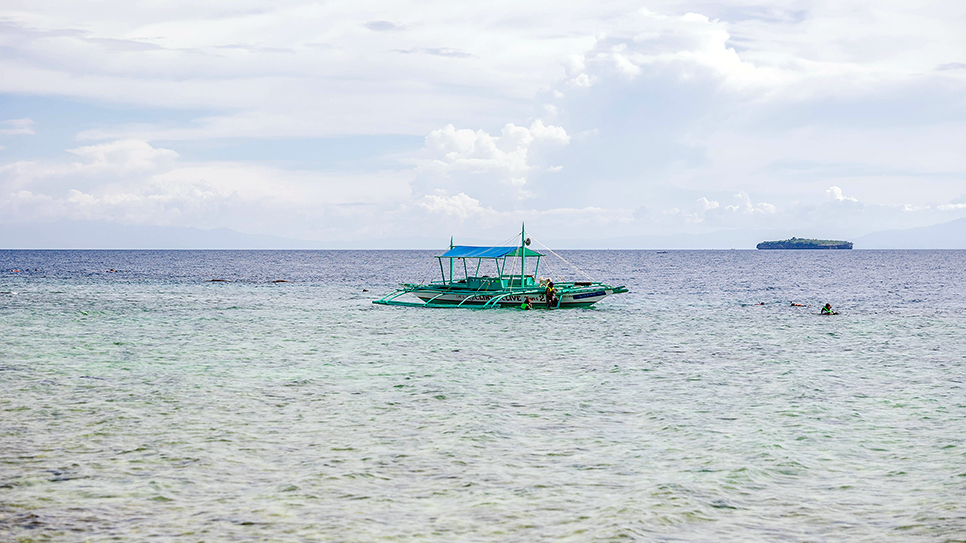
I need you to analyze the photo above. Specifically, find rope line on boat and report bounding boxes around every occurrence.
[417,253,438,285]
[530,243,570,283]
[532,238,595,282]
[494,232,520,248]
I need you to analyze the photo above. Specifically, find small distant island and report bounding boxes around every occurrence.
[757,237,853,250]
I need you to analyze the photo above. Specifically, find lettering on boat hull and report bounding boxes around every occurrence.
[412,290,613,307]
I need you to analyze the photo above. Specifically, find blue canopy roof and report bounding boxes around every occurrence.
[439,245,543,258]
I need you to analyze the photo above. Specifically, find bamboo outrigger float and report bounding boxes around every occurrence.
[373,224,628,309]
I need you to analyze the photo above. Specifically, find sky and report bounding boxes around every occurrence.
[1,0,965,246]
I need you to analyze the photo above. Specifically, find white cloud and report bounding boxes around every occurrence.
[416,192,490,220]
[0,140,180,193]
[422,124,528,178]
[696,196,719,211]
[566,72,597,89]
[414,119,569,201]
[0,2,598,139]
[0,135,634,241]
[724,191,776,214]
[527,120,570,145]
[683,196,720,223]
[827,186,858,202]
[0,119,35,136]
[565,9,787,94]
[67,140,179,174]
[3,1,965,143]
[0,139,414,235]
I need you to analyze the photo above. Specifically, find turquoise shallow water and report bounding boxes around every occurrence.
[1,250,965,541]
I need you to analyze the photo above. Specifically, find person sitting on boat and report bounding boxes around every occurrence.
[545,281,556,309]
[521,296,533,310]
[821,303,837,315]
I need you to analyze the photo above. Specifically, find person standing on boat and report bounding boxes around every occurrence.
[545,281,556,309]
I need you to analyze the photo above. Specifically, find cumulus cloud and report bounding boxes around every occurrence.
[567,73,597,88]
[826,186,858,202]
[562,9,783,94]
[681,196,721,223]
[414,120,570,201]
[67,140,179,174]
[696,196,719,211]
[416,192,489,220]
[724,192,776,214]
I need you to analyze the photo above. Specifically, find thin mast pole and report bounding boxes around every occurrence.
[521,222,526,288]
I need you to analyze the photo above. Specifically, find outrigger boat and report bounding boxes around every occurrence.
[373,224,628,309]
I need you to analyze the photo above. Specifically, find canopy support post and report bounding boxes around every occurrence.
[521,222,526,286]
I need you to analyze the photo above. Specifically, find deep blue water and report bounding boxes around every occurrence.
[2,250,964,541]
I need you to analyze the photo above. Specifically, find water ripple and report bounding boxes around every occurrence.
[1,250,965,541]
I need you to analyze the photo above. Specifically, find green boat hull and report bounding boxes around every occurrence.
[374,282,627,309]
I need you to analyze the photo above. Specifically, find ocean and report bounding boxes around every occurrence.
[2,249,964,541]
